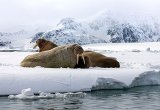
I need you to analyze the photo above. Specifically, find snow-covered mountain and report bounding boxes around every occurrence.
[0,25,53,49]
[0,30,35,50]
[31,13,160,45]
[1,12,160,50]
[31,18,107,45]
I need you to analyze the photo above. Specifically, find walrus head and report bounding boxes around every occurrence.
[33,39,46,49]
[71,44,85,65]
[33,38,58,52]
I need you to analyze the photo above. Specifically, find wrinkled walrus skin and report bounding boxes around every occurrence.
[21,44,84,68]
[33,39,120,68]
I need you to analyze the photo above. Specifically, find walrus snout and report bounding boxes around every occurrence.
[76,54,85,65]
[72,44,85,65]
[33,39,45,49]
[33,40,40,49]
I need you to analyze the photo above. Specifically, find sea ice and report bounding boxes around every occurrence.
[8,88,86,100]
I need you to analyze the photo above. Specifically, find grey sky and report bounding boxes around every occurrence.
[0,0,160,32]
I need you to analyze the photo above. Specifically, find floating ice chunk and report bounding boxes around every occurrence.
[8,88,37,100]
[38,92,56,99]
[8,94,36,100]
[92,77,128,90]
[130,71,160,87]
[64,92,86,98]
[55,93,66,99]
[21,88,34,96]
[8,88,86,100]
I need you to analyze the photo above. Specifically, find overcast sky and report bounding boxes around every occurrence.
[0,0,160,32]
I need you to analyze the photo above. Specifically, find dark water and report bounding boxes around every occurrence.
[0,86,160,110]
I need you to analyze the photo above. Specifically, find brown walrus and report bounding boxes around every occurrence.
[21,44,85,68]
[80,51,120,68]
[33,39,120,68]
[33,39,57,52]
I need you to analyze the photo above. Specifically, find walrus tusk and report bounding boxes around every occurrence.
[33,44,37,49]
[77,54,79,64]
[82,54,85,64]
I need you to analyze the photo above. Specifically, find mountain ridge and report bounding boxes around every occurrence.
[31,14,160,45]
[1,12,160,49]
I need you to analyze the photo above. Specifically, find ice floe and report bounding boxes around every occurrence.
[0,42,160,96]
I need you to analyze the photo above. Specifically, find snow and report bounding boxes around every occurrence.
[83,42,160,51]
[0,42,160,96]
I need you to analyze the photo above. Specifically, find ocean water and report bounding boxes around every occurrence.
[0,86,160,110]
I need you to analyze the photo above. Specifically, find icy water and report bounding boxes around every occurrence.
[0,86,160,110]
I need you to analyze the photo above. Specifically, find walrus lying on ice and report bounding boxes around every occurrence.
[75,51,120,68]
[33,39,120,68]
[21,44,85,68]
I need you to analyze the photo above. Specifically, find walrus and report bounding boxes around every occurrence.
[33,39,57,52]
[33,39,120,68]
[82,51,120,68]
[21,44,85,68]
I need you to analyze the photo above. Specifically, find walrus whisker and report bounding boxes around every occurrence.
[82,54,85,64]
